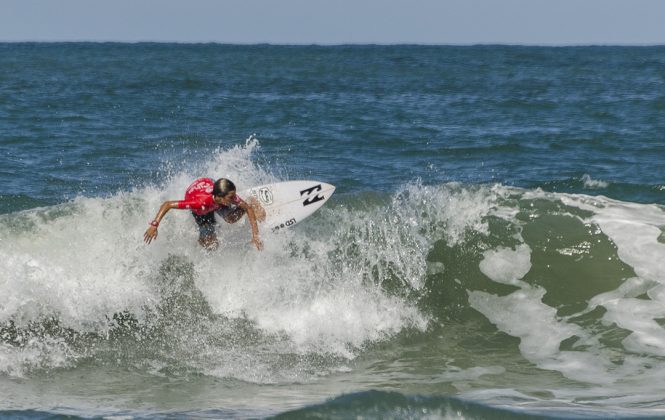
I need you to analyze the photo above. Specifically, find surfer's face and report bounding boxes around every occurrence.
[216,190,236,205]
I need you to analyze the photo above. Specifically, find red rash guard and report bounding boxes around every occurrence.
[177,177,241,216]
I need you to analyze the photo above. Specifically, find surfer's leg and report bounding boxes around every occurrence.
[219,197,266,224]
[219,206,245,224]
[193,212,219,250]
[198,234,219,250]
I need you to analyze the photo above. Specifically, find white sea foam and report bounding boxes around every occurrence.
[196,179,504,360]
[0,195,156,330]
[470,190,665,396]
[5,138,665,402]
[393,181,505,246]
[470,233,617,385]
[438,365,506,383]
[0,139,450,377]
[560,193,665,361]
[479,244,532,287]
[0,334,75,377]
[469,285,615,385]
[561,194,665,284]
[581,174,609,189]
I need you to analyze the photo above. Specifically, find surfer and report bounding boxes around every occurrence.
[143,178,265,250]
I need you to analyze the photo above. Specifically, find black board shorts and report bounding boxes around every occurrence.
[192,206,245,237]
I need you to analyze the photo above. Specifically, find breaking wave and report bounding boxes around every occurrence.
[2,141,665,414]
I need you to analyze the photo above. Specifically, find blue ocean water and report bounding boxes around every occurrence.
[1,43,665,418]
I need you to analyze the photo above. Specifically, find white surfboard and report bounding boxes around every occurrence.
[240,180,335,232]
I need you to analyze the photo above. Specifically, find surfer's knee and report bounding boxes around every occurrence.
[223,207,246,224]
[199,234,219,250]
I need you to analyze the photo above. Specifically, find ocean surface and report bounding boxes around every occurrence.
[1,43,665,419]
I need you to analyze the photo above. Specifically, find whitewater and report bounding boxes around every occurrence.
[2,43,665,418]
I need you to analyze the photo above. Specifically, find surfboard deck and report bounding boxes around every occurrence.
[240,180,335,232]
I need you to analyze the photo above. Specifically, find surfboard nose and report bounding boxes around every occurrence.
[319,182,335,194]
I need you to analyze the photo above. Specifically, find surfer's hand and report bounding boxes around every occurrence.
[144,226,158,244]
[251,235,263,251]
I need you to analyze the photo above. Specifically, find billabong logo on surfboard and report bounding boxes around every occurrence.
[300,184,325,207]
[242,180,335,232]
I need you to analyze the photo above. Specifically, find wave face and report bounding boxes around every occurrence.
[2,43,665,418]
[0,141,428,381]
[1,142,665,417]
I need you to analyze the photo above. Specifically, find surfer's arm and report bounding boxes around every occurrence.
[239,200,263,251]
[143,200,180,244]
